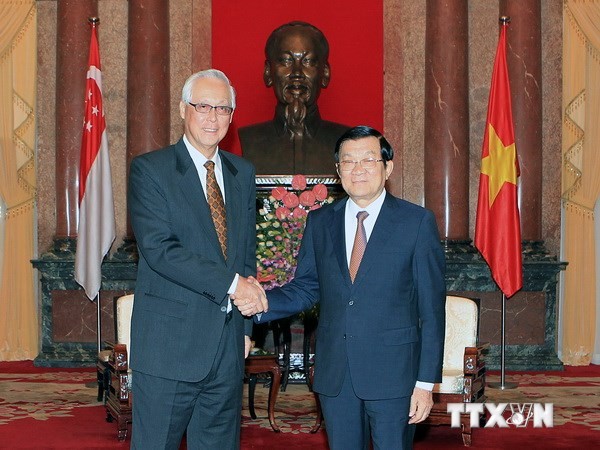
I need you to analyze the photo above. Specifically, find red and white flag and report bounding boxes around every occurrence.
[74,21,116,301]
[474,21,522,298]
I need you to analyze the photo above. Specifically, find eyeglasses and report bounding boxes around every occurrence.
[188,102,234,116]
[336,158,384,172]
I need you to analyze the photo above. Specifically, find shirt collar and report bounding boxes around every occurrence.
[346,189,387,219]
[182,134,223,171]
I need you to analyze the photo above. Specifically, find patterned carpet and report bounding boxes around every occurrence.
[242,382,320,434]
[244,369,600,433]
[0,362,599,449]
[0,367,98,426]
[483,371,600,431]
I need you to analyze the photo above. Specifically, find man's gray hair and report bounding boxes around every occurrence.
[181,69,236,109]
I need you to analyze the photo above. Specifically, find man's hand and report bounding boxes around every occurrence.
[231,276,268,316]
[408,386,433,424]
[244,336,252,358]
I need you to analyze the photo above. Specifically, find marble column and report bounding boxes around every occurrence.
[192,0,212,71]
[55,0,98,244]
[424,0,470,243]
[500,1,543,243]
[125,0,170,241]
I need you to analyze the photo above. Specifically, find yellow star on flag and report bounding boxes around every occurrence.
[480,123,517,206]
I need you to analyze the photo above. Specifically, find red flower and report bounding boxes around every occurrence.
[275,207,291,220]
[282,192,299,208]
[291,207,308,219]
[271,186,288,200]
[257,273,277,282]
[291,174,307,191]
[299,190,316,207]
[313,183,328,201]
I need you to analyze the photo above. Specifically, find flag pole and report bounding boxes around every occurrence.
[96,292,102,353]
[488,292,518,390]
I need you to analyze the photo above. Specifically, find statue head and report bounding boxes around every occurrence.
[263,22,331,133]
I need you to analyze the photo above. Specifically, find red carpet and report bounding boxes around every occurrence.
[0,362,598,449]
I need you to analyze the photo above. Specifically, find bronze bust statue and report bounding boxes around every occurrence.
[239,21,350,175]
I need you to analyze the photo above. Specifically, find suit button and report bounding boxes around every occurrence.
[220,306,227,312]
[348,300,354,306]
[343,334,346,339]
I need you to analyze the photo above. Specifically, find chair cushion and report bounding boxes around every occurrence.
[116,294,134,348]
[443,296,478,371]
[116,294,134,367]
[433,369,464,394]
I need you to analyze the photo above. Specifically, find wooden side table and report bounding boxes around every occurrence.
[245,354,282,432]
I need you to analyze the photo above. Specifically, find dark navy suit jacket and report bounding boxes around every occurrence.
[257,193,446,399]
[128,139,256,382]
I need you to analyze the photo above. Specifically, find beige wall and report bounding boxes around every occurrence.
[35,0,563,256]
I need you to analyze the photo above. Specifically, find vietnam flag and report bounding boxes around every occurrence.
[74,20,116,301]
[474,21,522,299]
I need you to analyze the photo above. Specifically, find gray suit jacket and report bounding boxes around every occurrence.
[128,138,256,382]
[257,193,446,399]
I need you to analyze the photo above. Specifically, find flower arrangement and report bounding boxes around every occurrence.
[256,174,333,290]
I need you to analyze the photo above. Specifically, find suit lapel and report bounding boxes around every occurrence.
[221,152,241,266]
[330,199,352,287]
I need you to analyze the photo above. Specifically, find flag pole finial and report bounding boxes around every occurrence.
[499,16,510,26]
[88,17,99,26]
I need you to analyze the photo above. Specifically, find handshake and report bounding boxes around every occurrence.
[231,276,268,317]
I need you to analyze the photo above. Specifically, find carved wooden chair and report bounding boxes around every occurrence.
[98,294,134,440]
[422,295,487,446]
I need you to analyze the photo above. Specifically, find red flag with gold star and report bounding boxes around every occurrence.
[474,22,522,298]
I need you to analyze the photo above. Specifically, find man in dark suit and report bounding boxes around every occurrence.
[238,21,349,175]
[128,69,267,450]
[240,126,446,449]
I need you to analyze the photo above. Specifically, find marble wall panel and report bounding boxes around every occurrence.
[51,289,126,343]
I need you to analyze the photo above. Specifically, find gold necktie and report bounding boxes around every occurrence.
[204,161,227,259]
[349,211,369,282]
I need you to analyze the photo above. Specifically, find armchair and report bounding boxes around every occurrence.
[98,294,134,440]
[422,295,487,446]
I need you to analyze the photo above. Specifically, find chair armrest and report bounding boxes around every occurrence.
[463,343,488,374]
[109,343,129,372]
[106,343,131,404]
[462,343,488,403]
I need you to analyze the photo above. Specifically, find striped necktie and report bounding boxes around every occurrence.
[349,211,369,282]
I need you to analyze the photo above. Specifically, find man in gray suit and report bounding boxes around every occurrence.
[128,69,267,449]
[239,126,445,449]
